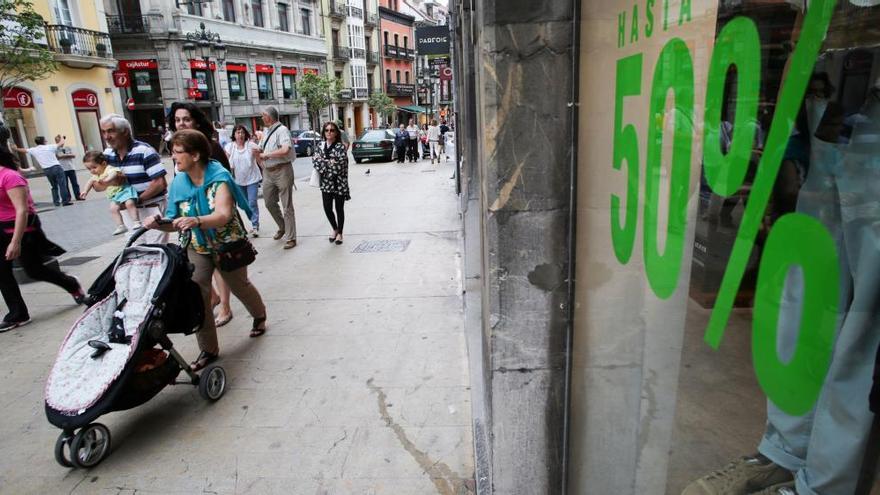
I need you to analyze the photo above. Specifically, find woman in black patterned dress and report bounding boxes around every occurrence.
[313,121,351,245]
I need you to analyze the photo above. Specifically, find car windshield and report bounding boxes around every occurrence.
[360,130,389,141]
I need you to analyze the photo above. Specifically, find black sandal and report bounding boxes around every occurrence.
[250,317,267,338]
[190,351,218,372]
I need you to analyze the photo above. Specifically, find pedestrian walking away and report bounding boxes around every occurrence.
[100,114,168,244]
[79,151,141,235]
[225,125,262,237]
[54,135,82,200]
[427,120,442,164]
[0,133,84,332]
[406,118,420,163]
[257,106,297,249]
[143,129,267,371]
[313,121,351,245]
[394,124,408,163]
[11,136,71,206]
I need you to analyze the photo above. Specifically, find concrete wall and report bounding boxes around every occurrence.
[452,0,575,493]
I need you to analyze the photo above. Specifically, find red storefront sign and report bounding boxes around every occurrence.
[439,66,453,81]
[189,59,217,71]
[188,88,202,99]
[255,64,274,74]
[226,62,247,72]
[281,67,297,75]
[118,59,158,70]
[71,89,99,108]
[303,68,319,75]
[112,70,130,87]
[126,97,135,110]
[2,87,34,108]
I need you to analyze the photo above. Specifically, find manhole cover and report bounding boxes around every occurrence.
[352,240,411,253]
[60,256,101,267]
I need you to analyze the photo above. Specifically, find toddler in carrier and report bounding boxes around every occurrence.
[79,151,141,235]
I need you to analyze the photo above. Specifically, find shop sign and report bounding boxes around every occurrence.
[112,70,130,87]
[281,66,298,75]
[226,62,247,72]
[416,25,450,55]
[428,56,450,68]
[2,87,34,108]
[118,59,158,70]
[71,89,99,108]
[608,0,839,415]
[439,66,453,81]
[303,68,319,75]
[126,97,135,110]
[189,59,217,71]
[255,64,274,74]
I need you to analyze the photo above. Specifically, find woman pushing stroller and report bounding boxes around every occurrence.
[143,129,267,371]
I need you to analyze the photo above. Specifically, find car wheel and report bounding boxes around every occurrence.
[306,145,313,156]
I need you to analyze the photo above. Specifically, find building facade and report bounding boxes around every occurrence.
[104,0,327,147]
[4,0,121,169]
[320,0,382,138]
[378,1,415,126]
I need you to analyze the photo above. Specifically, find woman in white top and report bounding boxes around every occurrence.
[225,125,262,236]
[426,119,442,164]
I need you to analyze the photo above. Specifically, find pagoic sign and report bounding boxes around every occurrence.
[416,25,450,55]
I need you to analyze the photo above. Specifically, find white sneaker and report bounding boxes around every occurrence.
[112,225,128,236]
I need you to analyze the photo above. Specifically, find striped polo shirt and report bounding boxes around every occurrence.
[103,140,166,206]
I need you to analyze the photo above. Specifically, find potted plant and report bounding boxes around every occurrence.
[95,43,107,57]
[58,36,73,54]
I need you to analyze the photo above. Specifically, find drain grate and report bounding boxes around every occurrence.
[352,240,411,253]
[60,256,101,267]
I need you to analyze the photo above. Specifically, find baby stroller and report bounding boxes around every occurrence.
[44,224,227,469]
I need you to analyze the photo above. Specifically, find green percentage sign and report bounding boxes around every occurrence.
[703,0,840,415]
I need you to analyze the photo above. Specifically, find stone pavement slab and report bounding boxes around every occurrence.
[0,157,473,494]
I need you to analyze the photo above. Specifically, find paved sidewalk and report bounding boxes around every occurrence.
[0,158,474,494]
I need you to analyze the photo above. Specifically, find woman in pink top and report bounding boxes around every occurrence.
[0,131,84,332]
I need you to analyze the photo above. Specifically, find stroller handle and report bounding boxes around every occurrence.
[126,218,173,247]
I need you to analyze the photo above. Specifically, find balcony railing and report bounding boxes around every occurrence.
[106,14,153,34]
[351,47,366,59]
[330,1,348,18]
[386,83,415,97]
[333,45,351,60]
[365,12,379,27]
[355,88,368,99]
[338,88,353,100]
[45,24,114,65]
[366,51,379,64]
[383,44,415,60]
[350,6,363,18]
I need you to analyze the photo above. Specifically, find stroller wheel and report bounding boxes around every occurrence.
[54,432,74,468]
[198,364,227,401]
[70,423,111,469]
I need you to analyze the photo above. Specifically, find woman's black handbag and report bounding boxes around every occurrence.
[215,238,257,272]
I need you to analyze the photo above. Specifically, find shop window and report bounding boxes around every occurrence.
[227,72,246,101]
[190,69,213,101]
[257,72,273,100]
[282,74,296,99]
[131,69,161,104]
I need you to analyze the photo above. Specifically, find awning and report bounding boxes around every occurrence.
[397,105,431,114]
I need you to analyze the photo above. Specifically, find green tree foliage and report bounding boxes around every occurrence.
[295,72,342,129]
[367,91,395,125]
[0,0,57,123]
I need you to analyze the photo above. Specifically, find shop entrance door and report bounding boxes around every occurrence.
[75,110,103,152]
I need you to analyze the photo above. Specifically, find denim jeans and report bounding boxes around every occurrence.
[44,165,70,205]
[242,182,260,229]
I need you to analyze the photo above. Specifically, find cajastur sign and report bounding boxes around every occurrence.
[415,25,450,55]
[118,59,158,70]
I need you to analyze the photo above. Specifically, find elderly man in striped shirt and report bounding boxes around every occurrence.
[99,114,168,244]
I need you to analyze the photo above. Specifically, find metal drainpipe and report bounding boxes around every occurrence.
[560,0,582,492]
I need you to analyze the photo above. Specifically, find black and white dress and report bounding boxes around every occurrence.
[312,141,351,201]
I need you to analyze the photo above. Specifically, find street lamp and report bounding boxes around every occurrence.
[183,22,226,118]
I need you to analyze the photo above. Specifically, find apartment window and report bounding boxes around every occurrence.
[384,31,389,46]
[403,36,408,49]
[385,69,391,83]
[53,0,73,25]
[300,8,312,36]
[282,74,296,99]
[395,70,400,83]
[186,1,203,16]
[394,33,399,47]
[405,71,409,84]
[251,0,264,27]
[223,0,235,22]
[257,73,273,100]
[227,72,247,101]
[278,3,290,31]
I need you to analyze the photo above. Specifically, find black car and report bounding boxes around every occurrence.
[351,129,397,163]
[290,130,320,157]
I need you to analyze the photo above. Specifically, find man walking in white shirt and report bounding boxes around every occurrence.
[12,136,72,206]
[258,106,297,249]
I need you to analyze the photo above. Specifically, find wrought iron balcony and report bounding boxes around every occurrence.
[333,45,351,61]
[366,51,379,65]
[383,44,415,60]
[105,14,155,34]
[386,82,415,97]
[330,1,348,18]
[44,24,115,69]
[364,12,379,27]
[355,88,368,99]
[350,6,363,18]
[338,88,353,100]
[351,47,366,59]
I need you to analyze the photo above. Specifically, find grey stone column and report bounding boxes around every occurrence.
[453,0,575,493]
